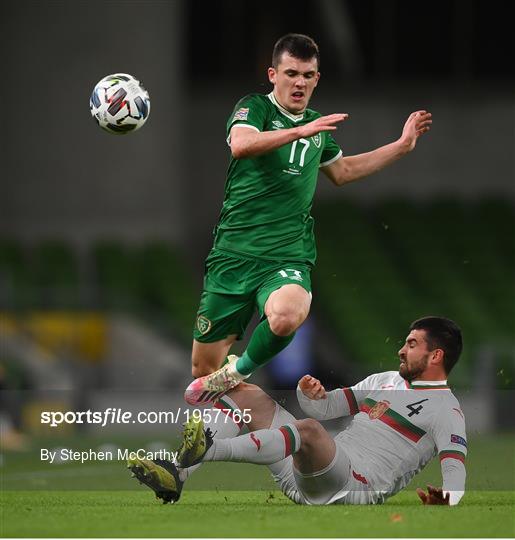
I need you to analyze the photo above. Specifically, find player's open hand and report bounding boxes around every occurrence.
[298,113,348,138]
[298,375,327,400]
[399,110,432,151]
[416,484,450,505]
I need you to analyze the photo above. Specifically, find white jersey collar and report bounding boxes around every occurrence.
[410,379,448,386]
[268,92,305,122]
[407,379,449,390]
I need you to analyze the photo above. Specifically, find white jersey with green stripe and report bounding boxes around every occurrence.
[213,92,343,265]
[297,371,467,504]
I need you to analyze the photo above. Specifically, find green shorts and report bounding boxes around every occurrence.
[193,249,312,343]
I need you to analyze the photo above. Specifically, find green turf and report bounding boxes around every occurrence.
[1,434,514,537]
[1,490,514,537]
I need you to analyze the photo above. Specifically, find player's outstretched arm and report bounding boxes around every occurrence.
[296,375,347,420]
[429,402,467,506]
[321,110,432,186]
[417,453,466,505]
[230,114,348,159]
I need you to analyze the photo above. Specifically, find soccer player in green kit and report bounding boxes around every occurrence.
[185,33,432,405]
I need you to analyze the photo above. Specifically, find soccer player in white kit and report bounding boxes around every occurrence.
[131,317,467,506]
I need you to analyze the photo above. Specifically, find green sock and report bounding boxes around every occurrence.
[235,319,295,376]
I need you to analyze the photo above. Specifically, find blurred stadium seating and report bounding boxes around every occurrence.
[313,198,514,387]
[1,199,513,390]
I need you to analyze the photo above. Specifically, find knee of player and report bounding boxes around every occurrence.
[296,418,324,447]
[268,310,304,336]
[228,382,261,402]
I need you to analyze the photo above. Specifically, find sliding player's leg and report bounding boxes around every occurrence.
[184,333,242,477]
[127,388,247,503]
[132,382,350,506]
[181,378,356,506]
[227,383,312,505]
[259,401,369,505]
[127,456,184,504]
[128,327,243,502]
[180,383,293,467]
[182,415,337,478]
[291,420,352,505]
[177,387,246,483]
[129,254,254,501]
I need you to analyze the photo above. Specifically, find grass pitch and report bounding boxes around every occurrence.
[1,490,514,537]
[1,434,514,537]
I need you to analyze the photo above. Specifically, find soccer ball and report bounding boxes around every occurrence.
[90,73,150,134]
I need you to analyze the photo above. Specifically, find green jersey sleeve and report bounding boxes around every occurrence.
[320,132,343,167]
[226,94,269,135]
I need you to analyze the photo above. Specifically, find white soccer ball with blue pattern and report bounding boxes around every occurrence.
[90,73,150,134]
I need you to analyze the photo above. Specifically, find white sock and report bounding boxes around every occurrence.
[266,402,298,478]
[178,395,243,481]
[203,423,301,465]
[227,360,249,381]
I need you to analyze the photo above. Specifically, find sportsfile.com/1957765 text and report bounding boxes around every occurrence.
[40,408,252,428]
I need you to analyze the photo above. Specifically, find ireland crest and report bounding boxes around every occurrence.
[196,315,212,335]
[311,133,322,148]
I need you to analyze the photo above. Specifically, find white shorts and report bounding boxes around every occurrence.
[268,405,380,505]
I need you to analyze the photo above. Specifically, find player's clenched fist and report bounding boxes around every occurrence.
[298,113,348,138]
[298,375,327,400]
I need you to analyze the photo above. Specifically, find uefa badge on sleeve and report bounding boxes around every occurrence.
[233,107,249,121]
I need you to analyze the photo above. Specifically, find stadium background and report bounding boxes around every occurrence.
[1,0,514,536]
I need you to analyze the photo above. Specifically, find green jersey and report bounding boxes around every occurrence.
[213,92,342,266]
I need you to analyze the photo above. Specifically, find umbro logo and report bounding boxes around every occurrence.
[272,120,284,129]
[352,470,368,485]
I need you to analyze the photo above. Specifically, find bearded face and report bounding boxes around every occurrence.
[398,330,432,381]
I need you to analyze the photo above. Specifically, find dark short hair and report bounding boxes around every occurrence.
[410,316,463,374]
[272,33,320,69]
